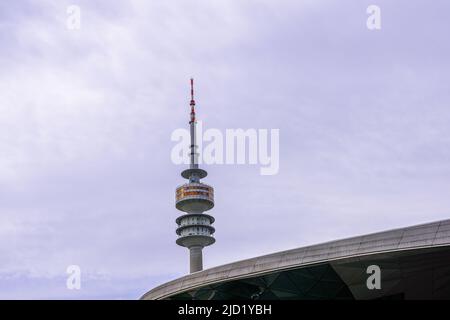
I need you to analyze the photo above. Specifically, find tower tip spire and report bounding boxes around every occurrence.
[190,78,195,107]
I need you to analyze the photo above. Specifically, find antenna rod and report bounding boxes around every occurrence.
[189,78,198,170]
[190,78,195,105]
[190,78,196,123]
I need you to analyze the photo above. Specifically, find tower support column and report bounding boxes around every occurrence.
[189,246,203,273]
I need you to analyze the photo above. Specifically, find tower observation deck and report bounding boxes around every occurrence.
[175,79,215,273]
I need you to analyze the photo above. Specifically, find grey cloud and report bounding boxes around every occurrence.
[1,0,450,298]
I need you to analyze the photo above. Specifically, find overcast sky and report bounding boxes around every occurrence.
[1,0,450,299]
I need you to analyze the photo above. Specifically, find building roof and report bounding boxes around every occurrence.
[141,218,450,300]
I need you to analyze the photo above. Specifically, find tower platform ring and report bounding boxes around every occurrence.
[176,213,215,225]
[176,198,214,212]
[175,196,214,213]
[176,224,215,236]
[181,168,207,179]
[176,234,216,248]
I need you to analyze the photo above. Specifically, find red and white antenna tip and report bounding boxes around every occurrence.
[189,78,196,123]
[190,78,195,107]
[190,78,195,104]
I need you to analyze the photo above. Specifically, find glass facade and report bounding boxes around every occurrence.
[176,183,214,202]
[166,246,450,300]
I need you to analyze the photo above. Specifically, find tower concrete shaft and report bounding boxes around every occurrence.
[175,78,215,273]
[189,246,203,273]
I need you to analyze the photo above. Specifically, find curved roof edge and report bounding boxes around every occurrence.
[141,218,450,300]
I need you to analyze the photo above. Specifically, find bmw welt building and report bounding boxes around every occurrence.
[142,219,450,300]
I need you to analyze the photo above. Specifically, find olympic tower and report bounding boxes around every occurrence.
[175,79,215,273]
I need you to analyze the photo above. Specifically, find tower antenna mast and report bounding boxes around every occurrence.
[190,78,196,123]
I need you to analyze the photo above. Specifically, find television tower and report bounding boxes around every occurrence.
[175,78,215,273]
